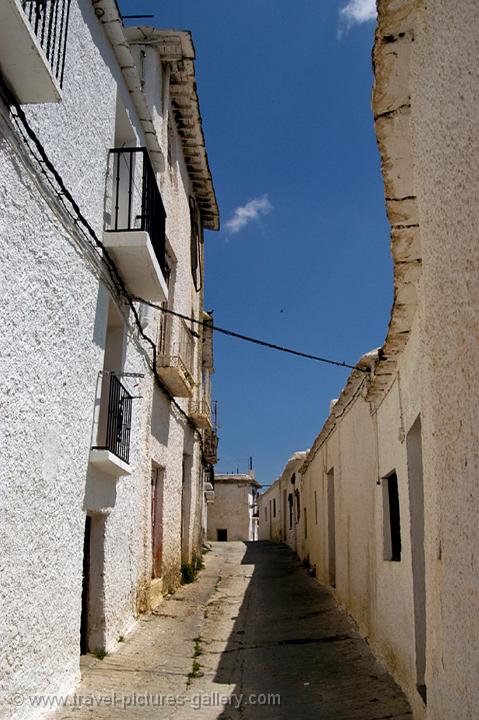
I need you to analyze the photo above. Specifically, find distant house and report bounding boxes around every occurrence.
[207,473,261,542]
[258,452,308,552]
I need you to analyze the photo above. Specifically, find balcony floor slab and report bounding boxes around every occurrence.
[103,230,168,303]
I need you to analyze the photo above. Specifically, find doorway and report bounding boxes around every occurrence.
[80,516,91,655]
[151,465,164,578]
[217,529,227,541]
[80,514,106,654]
[407,416,427,704]
[327,468,336,588]
[181,452,193,563]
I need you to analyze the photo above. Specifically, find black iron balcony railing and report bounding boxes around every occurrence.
[108,147,168,276]
[94,374,133,464]
[21,0,71,87]
[203,401,219,464]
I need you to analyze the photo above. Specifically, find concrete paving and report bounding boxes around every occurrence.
[52,542,413,719]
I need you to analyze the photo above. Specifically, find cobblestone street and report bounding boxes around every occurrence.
[53,542,412,720]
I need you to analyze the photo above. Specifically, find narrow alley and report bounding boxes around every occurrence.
[50,543,412,720]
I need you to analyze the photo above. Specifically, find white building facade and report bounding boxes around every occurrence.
[257,452,307,553]
[207,474,260,542]
[260,1,479,718]
[0,2,218,718]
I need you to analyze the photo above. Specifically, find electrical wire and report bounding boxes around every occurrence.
[0,76,369,476]
[133,300,369,372]
[0,79,211,461]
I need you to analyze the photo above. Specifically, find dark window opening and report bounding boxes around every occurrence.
[217,529,227,542]
[288,493,293,529]
[189,196,202,292]
[273,498,276,518]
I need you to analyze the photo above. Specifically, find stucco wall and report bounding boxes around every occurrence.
[258,455,306,549]
[406,1,479,715]
[0,3,211,718]
[266,4,479,718]
[207,480,254,542]
[0,1,132,713]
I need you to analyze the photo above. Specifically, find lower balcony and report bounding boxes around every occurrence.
[157,355,195,398]
[157,318,195,398]
[203,430,218,465]
[90,374,133,477]
[204,481,215,504]
[189,399,212,430]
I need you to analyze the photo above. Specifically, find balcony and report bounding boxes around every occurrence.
[0,0,71,103]
[90,374,133,477]
[203,401,218,464]
[203,430,218,465]
[189,398,212,430]
[104,148,168,303]
[157,316,195,398]
[204,481,215,504]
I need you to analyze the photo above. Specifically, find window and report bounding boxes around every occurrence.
[304,507,308,539]
[383,471,402,561]
[288,493,293,529]
[273,498,276,518]
[189,196,202,291]
[265,506,268,522]
[295,489,301,523]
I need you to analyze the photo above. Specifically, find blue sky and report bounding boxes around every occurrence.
[121,0,390,486]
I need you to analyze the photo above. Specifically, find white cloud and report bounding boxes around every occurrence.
[339,0,377,30]
[225,194,272,234]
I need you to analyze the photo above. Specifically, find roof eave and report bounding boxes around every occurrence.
[124,26,220,231]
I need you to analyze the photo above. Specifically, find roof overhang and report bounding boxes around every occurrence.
[215,474,262,489]
[124,26,220,231]
[367,0,422,401]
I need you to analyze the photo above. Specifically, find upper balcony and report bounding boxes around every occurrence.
[157,314,195,398]
[104,147,168,304]
[0,0,71,103]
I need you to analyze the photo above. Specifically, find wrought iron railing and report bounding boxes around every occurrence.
[203,401,218,464]
[95,374,133,464]
[108,147,167,276]
[190,398,212,419]
[158,316,195,381]
[21,0,71,87]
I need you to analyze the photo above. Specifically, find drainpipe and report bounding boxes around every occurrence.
[91,0,165,172]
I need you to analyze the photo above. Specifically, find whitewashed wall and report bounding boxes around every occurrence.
[406,1,479,715]
[207,479,255,542]
[0,2,210,718]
